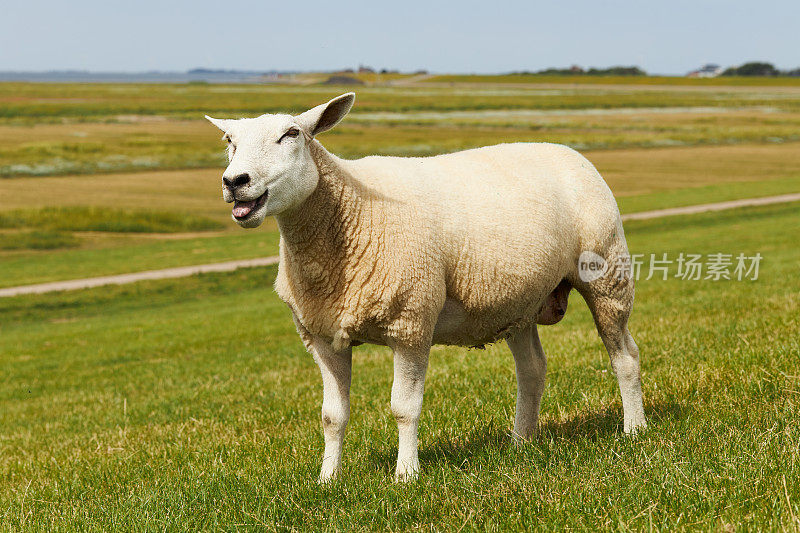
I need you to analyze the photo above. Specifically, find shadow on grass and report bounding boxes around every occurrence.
[539,396,688,440]
[366,397,689,475]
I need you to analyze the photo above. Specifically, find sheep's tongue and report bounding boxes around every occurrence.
[232,199,257,218]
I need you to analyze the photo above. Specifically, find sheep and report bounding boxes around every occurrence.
[205,93,646,482]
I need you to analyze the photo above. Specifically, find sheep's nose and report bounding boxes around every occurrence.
[223,173,250,188]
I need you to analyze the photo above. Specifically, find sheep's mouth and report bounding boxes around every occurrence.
[232,190,268,220]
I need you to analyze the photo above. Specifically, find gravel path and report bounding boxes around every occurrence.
[1,193,798,298]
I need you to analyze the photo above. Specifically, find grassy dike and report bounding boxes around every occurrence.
[0,202,798,530]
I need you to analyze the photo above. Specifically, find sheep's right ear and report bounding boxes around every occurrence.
[205,115,232,132]
[295,93,355,137]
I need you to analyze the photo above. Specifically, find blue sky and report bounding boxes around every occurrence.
[2,0,798,74]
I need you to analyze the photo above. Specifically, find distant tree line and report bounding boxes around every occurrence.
[721,62,800,77]
[509,65,647,76]
[508,62,800,77]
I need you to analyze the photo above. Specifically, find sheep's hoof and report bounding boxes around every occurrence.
[317,467,339,484]
[393,463,420,483]
[623,419,648,436]
[511,434,533,447]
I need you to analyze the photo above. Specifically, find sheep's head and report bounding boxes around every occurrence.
[205,92,355,228]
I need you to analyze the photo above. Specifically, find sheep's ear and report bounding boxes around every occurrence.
[295,93,355,137]
[205,115,232,132]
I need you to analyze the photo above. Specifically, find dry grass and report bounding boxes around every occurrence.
[1,80,797,280]
[3,81,800,126]
[0,167,234,223]
[1,142,797,219]
[0,142,796,286]
[589,142,800,197]
[2,81,800,178]
[425,73,800,87]
[3,108,799,178]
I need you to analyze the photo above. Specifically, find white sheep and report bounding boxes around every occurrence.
[206,93,646,482]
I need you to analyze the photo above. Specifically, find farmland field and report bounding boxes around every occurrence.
[3,82,800,177]
[1,77,800,288]
[0,75,799,530]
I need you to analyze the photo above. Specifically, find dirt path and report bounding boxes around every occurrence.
[0,258,279,298]
[619,192,800,221]
[1,193,798,298]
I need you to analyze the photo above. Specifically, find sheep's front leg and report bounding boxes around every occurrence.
[313,343,352,482]
[390,345,430,482]
[311,341,352,482]
[311,342,352,482]
[292,314,352,482]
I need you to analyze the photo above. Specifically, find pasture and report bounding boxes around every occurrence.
[1,76,799,530]
[2,203,799,530]
[1,141,799,288]
[3,81,800,177]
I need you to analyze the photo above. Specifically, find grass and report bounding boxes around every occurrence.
[616,175,800,213]
[0,167,235,223]
[0,206,224,233]
[0,75,798,530]
[587,142,800,198]
[0,206,223,253]
[6,141,800,221]
[0,229,280,288]
[0,120,228,178]
[0,141,797,288]
[4,111,800,178]
[2,81,800,178]
[0,203,798,530]
[0,230,79,250]
[3,82,800,126]
[425,73,800,87]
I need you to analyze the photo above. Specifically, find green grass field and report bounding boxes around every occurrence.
[1,76,799,530]
[1,203,798,530]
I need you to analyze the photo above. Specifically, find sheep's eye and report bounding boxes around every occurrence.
[226,136,232,144]
[279,128,300,143]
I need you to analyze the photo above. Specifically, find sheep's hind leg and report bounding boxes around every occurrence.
[389,343,430,482]
[604,323,646,434]
[578,279,647,434]
[506,324,547,442]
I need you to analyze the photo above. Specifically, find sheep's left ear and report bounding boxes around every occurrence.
[295,93,355,137]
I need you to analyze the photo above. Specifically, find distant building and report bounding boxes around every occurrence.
[687,64,722,78]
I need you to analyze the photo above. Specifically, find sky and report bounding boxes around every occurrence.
[1,0,798,75]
